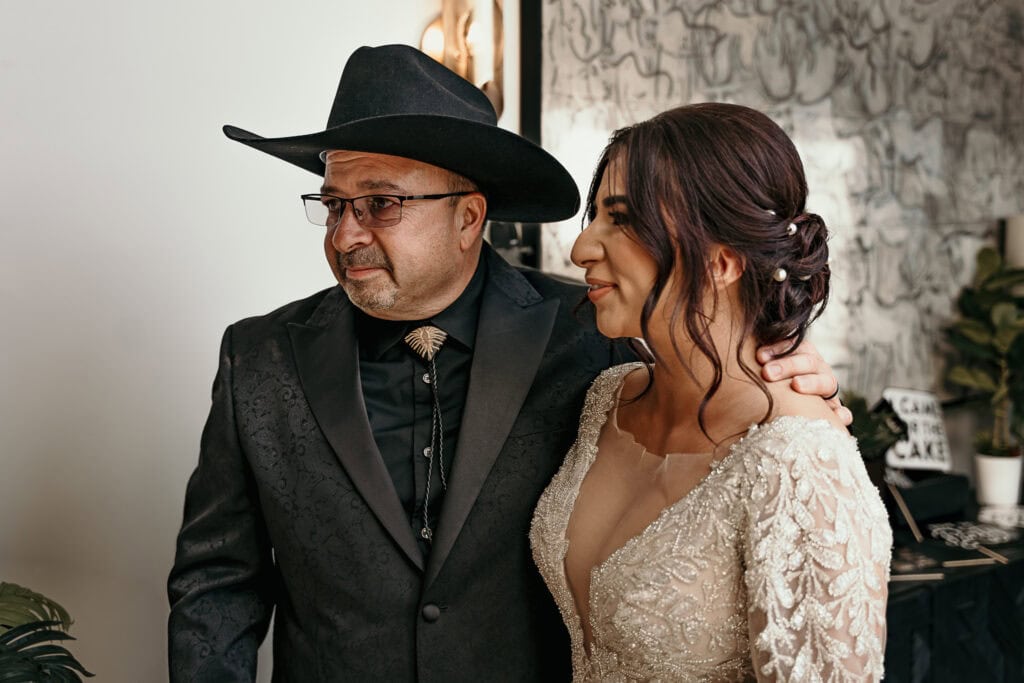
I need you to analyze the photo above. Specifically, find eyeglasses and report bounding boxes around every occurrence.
[301,192,474,229]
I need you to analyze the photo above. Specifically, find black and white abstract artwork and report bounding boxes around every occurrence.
[541,0,1024,401]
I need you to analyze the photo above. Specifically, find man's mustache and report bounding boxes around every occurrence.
[337,249,393,274]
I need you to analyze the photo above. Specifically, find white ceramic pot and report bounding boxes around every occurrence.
[975,453,1023,506]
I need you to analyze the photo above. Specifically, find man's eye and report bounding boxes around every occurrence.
[323,198,342,212]
[367,196,398,211]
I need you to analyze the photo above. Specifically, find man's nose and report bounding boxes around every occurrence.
[330,207,374,253]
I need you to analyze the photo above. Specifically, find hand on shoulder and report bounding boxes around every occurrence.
[756,339,851,427]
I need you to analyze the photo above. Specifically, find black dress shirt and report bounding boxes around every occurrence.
[354,259,486,554]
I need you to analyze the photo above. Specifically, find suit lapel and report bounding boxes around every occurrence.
[425,251,560,587]
[288,289,424,571]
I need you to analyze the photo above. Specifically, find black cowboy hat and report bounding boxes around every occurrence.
[223,44,579,223]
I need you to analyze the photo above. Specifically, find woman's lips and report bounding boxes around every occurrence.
[586,281,615,303]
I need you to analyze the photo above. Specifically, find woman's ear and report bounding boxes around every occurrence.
[708,244,745,289]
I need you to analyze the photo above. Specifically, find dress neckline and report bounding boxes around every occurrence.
[609,366,757,464]
[564,365,851,658]
[587,412,742,579]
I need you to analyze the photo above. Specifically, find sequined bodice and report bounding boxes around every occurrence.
[530,364,892,682]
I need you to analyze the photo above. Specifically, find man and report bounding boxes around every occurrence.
[168,44,845,682]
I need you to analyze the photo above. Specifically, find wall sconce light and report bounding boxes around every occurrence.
[420,0,504,117]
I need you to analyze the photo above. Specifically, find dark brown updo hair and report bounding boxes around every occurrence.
[586,103,830,436]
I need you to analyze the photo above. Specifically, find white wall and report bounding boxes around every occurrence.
[0,1,519,680]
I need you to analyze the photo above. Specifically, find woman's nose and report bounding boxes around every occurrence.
[571,221,602,269]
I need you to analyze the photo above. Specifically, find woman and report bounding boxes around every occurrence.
[530,103,891,681]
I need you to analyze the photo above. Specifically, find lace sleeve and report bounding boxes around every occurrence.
[743,423,892,682]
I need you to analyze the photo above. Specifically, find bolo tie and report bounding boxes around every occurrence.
[404,325,448,543]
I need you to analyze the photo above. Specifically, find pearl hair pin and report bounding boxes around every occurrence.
[773,268,788,282]
[786,223,798,236]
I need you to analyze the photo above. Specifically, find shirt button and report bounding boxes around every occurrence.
[421,603,441,622]
[422,446,432,458]
[422,372,431,384]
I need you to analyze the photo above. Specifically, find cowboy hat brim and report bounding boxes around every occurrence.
[223,114,580,224]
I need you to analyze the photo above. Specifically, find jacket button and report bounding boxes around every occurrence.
[421,604,441,622]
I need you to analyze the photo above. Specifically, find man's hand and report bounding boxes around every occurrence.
[756,339,852,426]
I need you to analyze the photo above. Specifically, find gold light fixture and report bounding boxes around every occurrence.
[420,0,504,117]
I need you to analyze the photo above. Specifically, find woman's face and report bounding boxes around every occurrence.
[571,161,659,339]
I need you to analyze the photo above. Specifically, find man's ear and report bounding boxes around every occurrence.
[708,244,745,289]
[457,193,487,251]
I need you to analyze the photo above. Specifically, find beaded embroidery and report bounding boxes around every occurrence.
[530,364,892,682]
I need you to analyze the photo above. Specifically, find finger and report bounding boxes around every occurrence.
[756,337,822,363]
[789,374,830,395]
[824,379,841,401]
[756,339,799,364]
[762,352,819,382]
[835,406,853,427]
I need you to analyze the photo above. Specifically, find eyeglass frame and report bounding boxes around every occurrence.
[300,191,476,229]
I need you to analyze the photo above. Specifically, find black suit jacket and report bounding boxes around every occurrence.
[168,246,623,682]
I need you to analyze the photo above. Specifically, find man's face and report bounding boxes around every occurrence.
[321,150,484,321]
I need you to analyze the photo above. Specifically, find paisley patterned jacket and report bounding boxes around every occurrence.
[168,245,624,682]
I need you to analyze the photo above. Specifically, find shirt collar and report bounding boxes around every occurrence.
[355,256,487,360]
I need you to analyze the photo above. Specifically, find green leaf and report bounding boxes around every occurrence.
[1009,336,1024,412]
[947,365,998,392]
[994,326,1022,355]
[0,628,73,651]
[0,584,72,633]
[974,246,999,286]
[991,302,1020,329]
[945,332,998,362]
[0,669,45,683]
[0,622,65,648]
[989,303,1023,353]
[981,267,1024,291]
[0,621,92,679]
[958,288,987,319]
[841,391,908,462]
[952,319,992,346]
[973,247,1002,287]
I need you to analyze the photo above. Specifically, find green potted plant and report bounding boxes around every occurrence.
[943,245,1024,505]
[0,581,93,680]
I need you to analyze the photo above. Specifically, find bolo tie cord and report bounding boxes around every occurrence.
[420,355,448,541]
[404,325,448,542]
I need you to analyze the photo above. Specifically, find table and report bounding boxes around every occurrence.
[885,529,1024,682]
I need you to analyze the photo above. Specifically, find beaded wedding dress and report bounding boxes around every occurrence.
[530,364,891,682]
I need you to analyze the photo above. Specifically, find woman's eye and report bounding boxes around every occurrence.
[609,211,630,226]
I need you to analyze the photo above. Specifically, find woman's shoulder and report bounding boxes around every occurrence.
[583,362,645,409]
[769,388,847,430]
[721,415,858,487]
[730,415,887,518]
[731,415,858,472]
[726,381,852,463]
[569,362,644,451]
